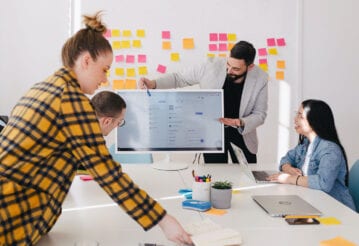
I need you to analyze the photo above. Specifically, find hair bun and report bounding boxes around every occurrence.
[83,11,107,33]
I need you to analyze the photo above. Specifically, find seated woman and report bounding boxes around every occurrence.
[268,99,355,210]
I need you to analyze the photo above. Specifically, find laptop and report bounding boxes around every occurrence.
[230,143,277,183]
[252,195,322,217]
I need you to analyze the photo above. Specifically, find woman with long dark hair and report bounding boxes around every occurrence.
[269,99,355,210]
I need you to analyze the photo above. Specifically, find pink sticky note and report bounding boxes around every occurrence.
[126,55,135,63]
[209,44,218,51]
[219,33,227,41]
[162,31,171,39]
[209,33,218,41]
[115,55,124,63]
[138,54,147,63]
[267,38,276,46]
[259,58,267,64]
[104,29,112,38]
[219,43,228,51]
[277,38,286,46]
[258,48,267,56]
[157,64,167,74]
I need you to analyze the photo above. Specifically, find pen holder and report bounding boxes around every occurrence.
[192,181,211,202]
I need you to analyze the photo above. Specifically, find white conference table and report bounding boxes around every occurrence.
[37,163,359,246]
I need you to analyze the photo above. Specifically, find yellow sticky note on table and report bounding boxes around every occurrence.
[183,38,194,49]
[126,68,136,77]
[125,79,137,89]
[112,80,125,90]
[317,217,341,225]
[320,236,356,246]
[138,66,148,75]
[162,41,171,50]
[276,71,285,80]
[136,29,145,38]
[171,53,180,61]
[205,208,227,215]
[268,48,278,55]
[277,60,286,69]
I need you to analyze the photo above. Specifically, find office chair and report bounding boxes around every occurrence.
[349,159,359,212]
[109,144,153,164]
[0,115,8,132]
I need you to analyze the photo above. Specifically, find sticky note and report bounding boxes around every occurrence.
[126,55,135,63]
[232,190,240,194]
[205,208,227,215]
[207,53,215,58]
[320,236,356,246]
[115,55,124,63]
[209,44,217,51]
[104,29,112,38]
[162,31,171,39]
[267,38,276,46]
[126,68,136,77]
[112,80,125,89]
[277,60,286,69]
[228,43,235,51]
[277,38,286,46]
[183,38,194,49]
[171,52,180,62]
[112,41,121,50]
[125,79,137,89]
[122,30,132,37]
[136,29,145,38]
[115,68,125,76]
[227,33,237,41]
[276,71,284,80]
[112,29,120,37]
[218,53,227,57]
[162,41,171,50]
[258,48,267,56]
[317,217,341,225]
[218,43,227,51]
[219,33,227,41]
[138,54,147,63]
[157,64,167,73]
[132,40,142,48]
[268,48,278,55]
[138,66,148,75]
[120,40,131,49]
[209,33,218,41]
[259,63,268,72]
[259,58,267,64]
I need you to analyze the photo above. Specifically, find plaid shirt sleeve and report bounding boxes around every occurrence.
[0,68,165,246]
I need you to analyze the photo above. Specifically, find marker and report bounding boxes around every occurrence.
[143,83,151,96]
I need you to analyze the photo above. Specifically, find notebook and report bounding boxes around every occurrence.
[230,143,277,183]
[252,195,322,217]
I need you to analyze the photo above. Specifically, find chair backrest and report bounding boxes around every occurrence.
[349,160,359,212]
[109,144,153,164]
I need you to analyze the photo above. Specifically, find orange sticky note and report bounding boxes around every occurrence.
[207,53,215,58]
[112,41,121,50]
[115,68,125,76]
[162,41,171,50]
[228,43,235,51]
[218,53,227,57]
[183,38,194,49]
[277,60,286,69]
[112,80,125,89]
[112,29,120,37]
[125,79,137,89]
[126,68,136,77]
[132,40,142,48]
[276,71,285,80]
[205,208,227,215]
[138,66,148,75]
[320,236,356,246]
[268,48,278,55]
[171,53,180,61]
[136,29,145,38]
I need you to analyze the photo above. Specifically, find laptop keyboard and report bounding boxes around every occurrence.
[253,171,269,181]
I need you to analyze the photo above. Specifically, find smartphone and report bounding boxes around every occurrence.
[285,218,320,225]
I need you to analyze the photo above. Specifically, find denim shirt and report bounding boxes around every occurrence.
[280,136,355,210]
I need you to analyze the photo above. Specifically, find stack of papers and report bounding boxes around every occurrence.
[185,218,242,246]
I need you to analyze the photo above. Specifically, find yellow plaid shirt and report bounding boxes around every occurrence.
[0,68,166,245]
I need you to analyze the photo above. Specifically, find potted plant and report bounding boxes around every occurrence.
[210,180,233,209]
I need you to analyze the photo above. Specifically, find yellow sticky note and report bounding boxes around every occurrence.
[205,208,227,215]
[112,41,121,50]
[125,79,137,89]
[162,41,171,50]
[276,71,285,80]
[218,53,227,57]
[115,68,125,76]
[183,38,194,49]
[207,53,215,58]
[112,80,125,90]
[138,66,148,75]
[122,30,132,37]
[232,190,240,194]
[227,33,237,41]
[277,60,286,69]
[320,236,356,246]
[171,53,180,62]
[268,48,278,55]
[132,40,142,48]
[317,217,341,225]
[111,29,120,37]
[120,40,131,49]
[126,68,136,77]
[259,63,268,72]
[136,29,145,38]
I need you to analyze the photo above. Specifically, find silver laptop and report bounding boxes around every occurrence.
[230,143,277,183]
[252,195,322,217]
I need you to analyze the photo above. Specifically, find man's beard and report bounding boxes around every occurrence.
[226,71,247,83]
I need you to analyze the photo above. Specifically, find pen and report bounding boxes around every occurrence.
[285,215,320,219]
[143,83,151,96]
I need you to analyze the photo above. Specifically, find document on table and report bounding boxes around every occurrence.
[184,218,242,246]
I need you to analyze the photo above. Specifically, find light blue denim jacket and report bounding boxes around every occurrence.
[280,136,355,210]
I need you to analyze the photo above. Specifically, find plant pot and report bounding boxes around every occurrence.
[210,187,232,209]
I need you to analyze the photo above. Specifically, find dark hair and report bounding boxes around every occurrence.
[61,11,112,68]
[91,91,126,118]
[300,99,349,185]
[230,41,256,66]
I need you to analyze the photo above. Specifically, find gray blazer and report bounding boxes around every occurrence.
[156,57,268,154]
